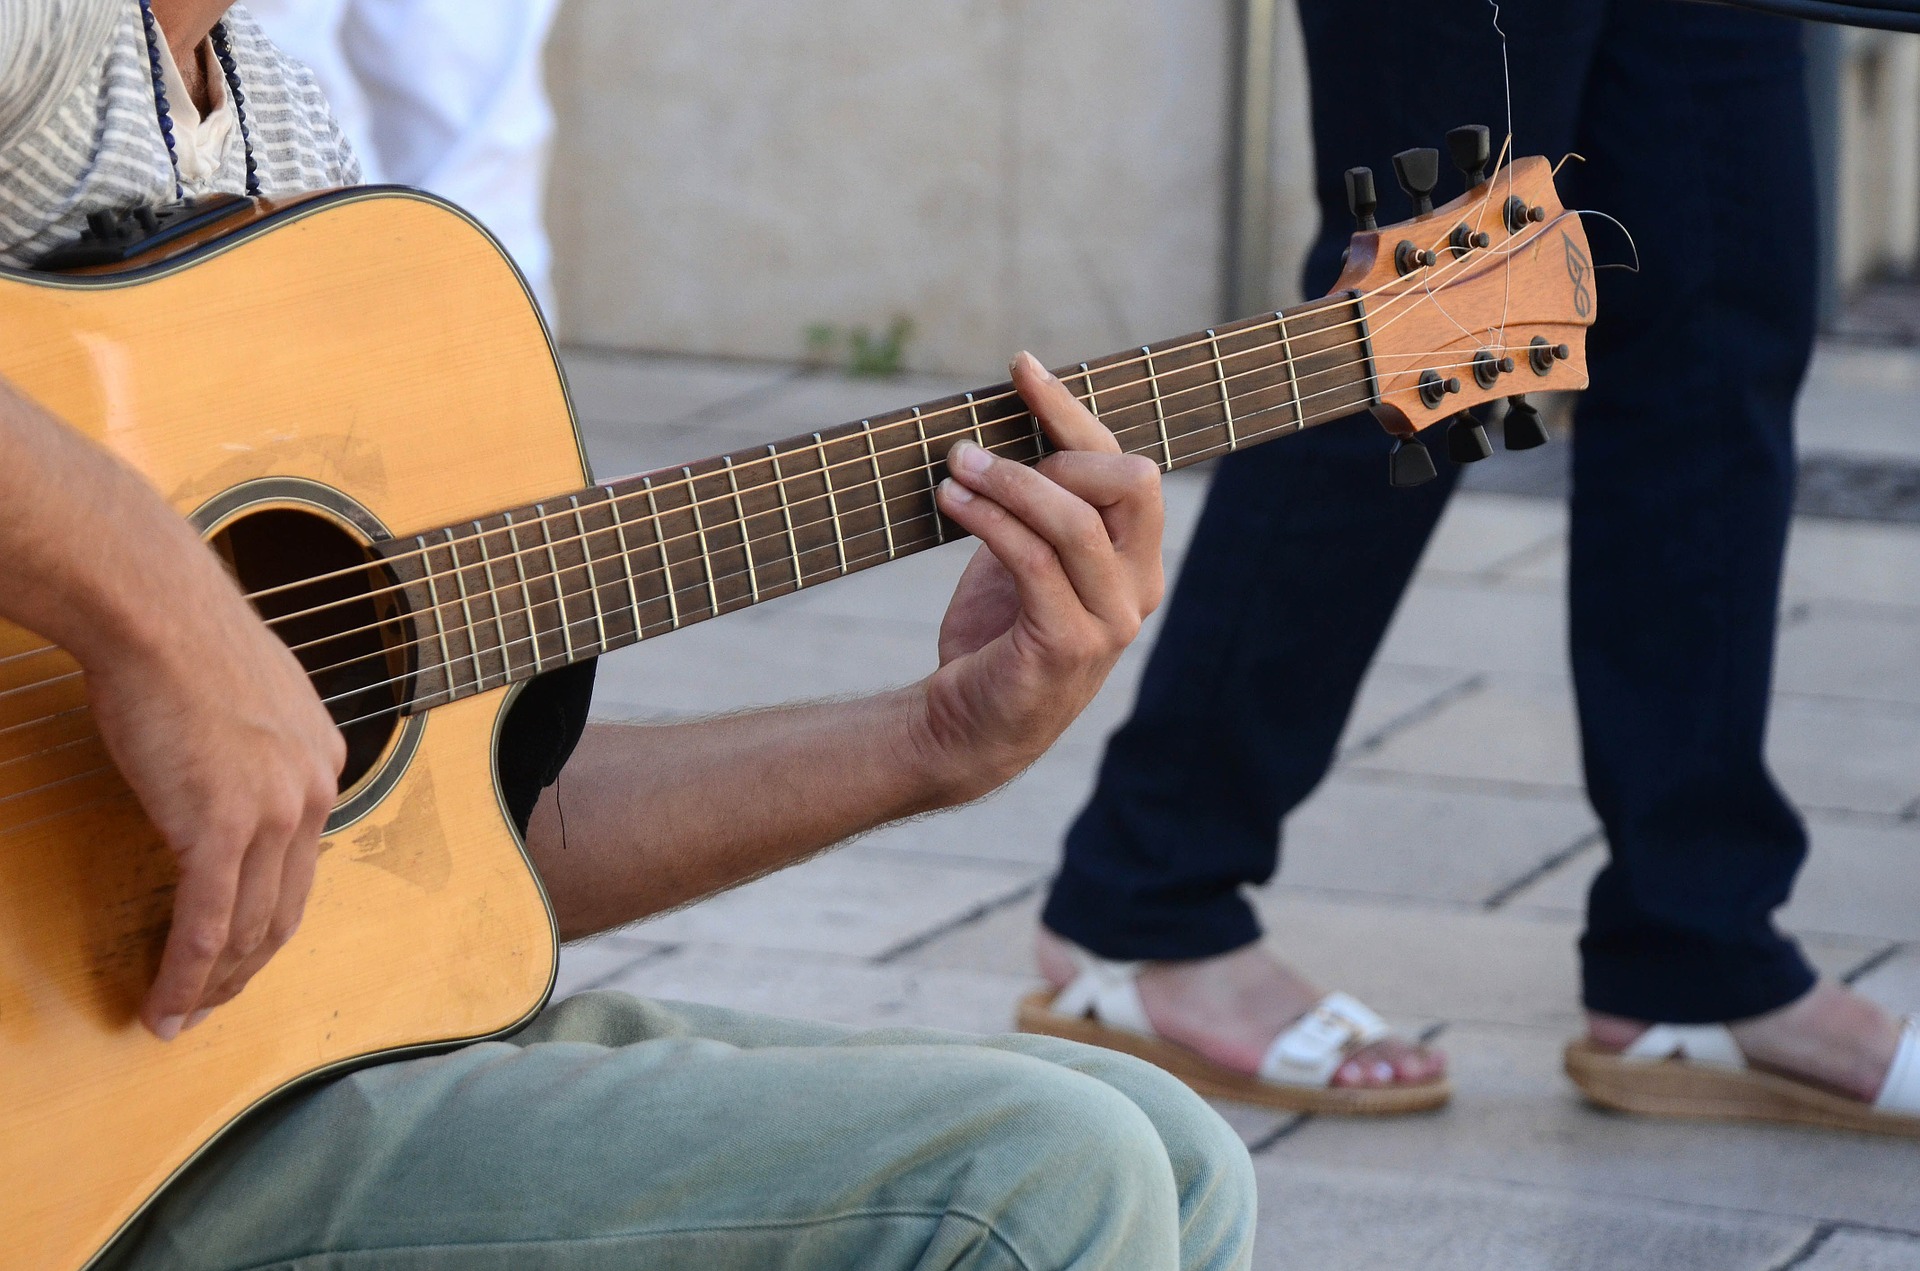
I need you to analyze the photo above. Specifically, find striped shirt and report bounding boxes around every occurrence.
[0,0,359,269]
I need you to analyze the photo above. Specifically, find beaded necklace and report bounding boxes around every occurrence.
[137,0,262,200]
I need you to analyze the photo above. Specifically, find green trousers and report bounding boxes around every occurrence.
[107,991,1256,1271]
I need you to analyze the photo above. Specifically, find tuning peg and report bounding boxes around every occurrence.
[1446,414,1493,464]
[1345,167,1378,231]
[1392,147,1440,216]
[1503,396,1550,450]
[1447,125,1491,187]
[1389,437,1439,488]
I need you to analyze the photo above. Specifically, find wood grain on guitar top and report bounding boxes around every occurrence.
[0,191,573,1271]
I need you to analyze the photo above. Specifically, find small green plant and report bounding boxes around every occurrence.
[801,316,916,376]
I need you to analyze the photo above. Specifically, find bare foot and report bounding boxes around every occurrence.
[1037,926,1445,1089]
[1588,980,1903,1102]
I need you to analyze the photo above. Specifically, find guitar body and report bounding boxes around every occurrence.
[0,191,578,1269]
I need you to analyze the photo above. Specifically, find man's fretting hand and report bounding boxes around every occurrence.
[919,351,1165,798]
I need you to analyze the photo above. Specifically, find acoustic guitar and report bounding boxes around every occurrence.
[0,135,1594,1269]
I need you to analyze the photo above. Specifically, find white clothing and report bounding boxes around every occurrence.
[248,0,562,315]
[154,34,237,189]
[0,0,358,270]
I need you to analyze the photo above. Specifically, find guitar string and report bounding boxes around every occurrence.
[184,215,1562,644]
[0,263,1566,720]
[0,377,1395,807]
[0,199,1534,691]
[0,335,1519,725]
[211,198,1535,613]
[0,344,1511,806]
[0,206,1586,731]
[0,355,1384,738]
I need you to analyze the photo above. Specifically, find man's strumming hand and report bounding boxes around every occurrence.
[917,351,1165,800]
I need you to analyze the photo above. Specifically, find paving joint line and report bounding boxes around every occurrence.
[1337,673,1487,763]
[1768,1223,1839,1271]
[1841,941,1909,985]
[565,941,684,996]
[872,877,1047,965]
[1481,828,1605,911]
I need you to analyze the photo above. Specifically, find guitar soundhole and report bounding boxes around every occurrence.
[210,508,412,794]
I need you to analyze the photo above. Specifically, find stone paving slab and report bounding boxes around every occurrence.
[1377,576,1569,679]
[1250,1158,1812,1271]
[1766,696,1920,819]
[1267,1021,1920,1232]
[1778,606,1920,707]
[1784,519,1920,610]
[1271,771,1597,908]
[1415,492,1568,579]
[1507,820,1920,945]
[609,846,1037,960]
[1349,675,1584,792]
[1798,1228,1920,1270]
[1855,947,1920,1015]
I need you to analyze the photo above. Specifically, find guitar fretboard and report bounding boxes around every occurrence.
[382,293,1377,710]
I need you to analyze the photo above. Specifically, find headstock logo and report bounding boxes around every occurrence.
[1562,232,1592,318]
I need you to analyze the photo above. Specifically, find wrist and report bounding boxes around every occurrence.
[898,677,1026,808]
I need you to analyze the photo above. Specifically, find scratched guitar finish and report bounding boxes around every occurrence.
[0,155,1592,1269]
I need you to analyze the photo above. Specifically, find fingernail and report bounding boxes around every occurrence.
[1338,1061,1361,1084]
[1372,1061,1395,1083]
[184,1008,214,1032]
[951,442,992,477]
[939,477,974,506]
[154,1014,185,1042]
[1012,350,1056,382]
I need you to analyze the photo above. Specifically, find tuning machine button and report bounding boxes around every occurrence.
[1504,195,1547,234]
[1503,395,1550,450]
[1448,223,1492,257]
[1394,240,1439,275]
[1446,414,1493,464]
[1393,147,1440,216]
[1447,124,1491,187]
[1418,369,1462,408]
[1472,348,1517,389]
[1528,335,1572,375]
[1346,167,1379,231]
[1389,437,1439,488]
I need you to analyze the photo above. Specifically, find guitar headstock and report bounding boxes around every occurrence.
[1334,134,1595,480]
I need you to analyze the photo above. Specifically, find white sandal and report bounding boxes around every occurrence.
[1564,1017,1920,1138]
[1017,947,1450,1115]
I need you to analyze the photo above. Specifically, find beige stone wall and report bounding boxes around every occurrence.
[1834,31,1920,292]
[545,0,1317,376]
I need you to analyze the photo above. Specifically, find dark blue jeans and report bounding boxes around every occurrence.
[1044,0,1818,1023]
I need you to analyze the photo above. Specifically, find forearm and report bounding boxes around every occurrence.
[526,687,976,940]
[0,376,216,668]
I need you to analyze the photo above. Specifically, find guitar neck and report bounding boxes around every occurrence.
[384,292,1376,711]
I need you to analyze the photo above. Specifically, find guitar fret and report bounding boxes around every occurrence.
[913,407,945,546]
[502,511,542,673]
[570,494,609,654]
[768,444,803,592]
[1274,311,1306,432]
[536,504,577,662]
[863,420,896,559]
[966,392,985,446]
[642,476,681,628]
[1207,328,1237,450]
[724,456,759,604]
[814,432,848,576]
[1141,346,1174,471]
[1080,362,1099,417]
[446,527,487,689]
[474,519,512,681]
[418,533,457,702]
[607,488,648,637]
[684,466,722,617]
